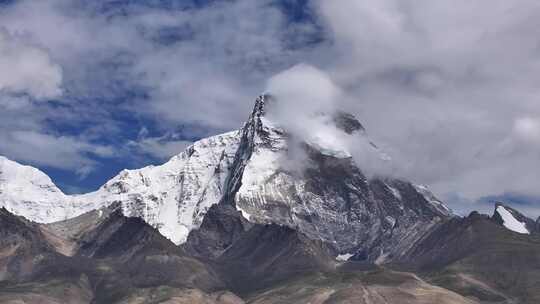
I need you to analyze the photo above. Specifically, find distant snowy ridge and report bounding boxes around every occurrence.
[0,130,240,244]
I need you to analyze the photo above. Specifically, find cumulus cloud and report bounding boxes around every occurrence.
[128,127,193,160]
[266,64,342,119]
[133,138,192,160]
[0,0,292,175]
[0,130,115,178]
[0,0,314,129]
[0,29,62,99]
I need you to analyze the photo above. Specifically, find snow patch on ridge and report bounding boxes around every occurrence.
[336,253,354,261]
[496,205,530,234]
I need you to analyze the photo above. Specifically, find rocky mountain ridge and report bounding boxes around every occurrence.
[2,95,540,303]
[1,95,454,263]
[0,205,490,304]
[1,198,539,303]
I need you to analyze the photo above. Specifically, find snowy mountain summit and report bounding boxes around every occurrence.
[0,95,453,262]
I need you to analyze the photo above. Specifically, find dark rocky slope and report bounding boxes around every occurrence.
[0,206,238,304]
[0,204,486,304]
[399,210,540,304]
[492,202,540,234]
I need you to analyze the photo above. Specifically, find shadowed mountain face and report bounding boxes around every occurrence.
[3,198,540,303]
[183,202,338,295]
[0,206,233,304]
[0,206,479,304]
[398,209,540,304]
[0,208,59,282]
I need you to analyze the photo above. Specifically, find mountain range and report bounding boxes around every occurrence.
[1,95,540,303]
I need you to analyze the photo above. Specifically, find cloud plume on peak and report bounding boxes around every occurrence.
[264,64,392,177]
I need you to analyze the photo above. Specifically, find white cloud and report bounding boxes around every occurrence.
[0,130,115,177]
[0,0,309,129]
[265,64,390,175]
[129,136,192,160]
[266,64,342,115]
[264,64,347,171]
[0,29,62,99]
[514,117,540,143]
[307,0,540,202]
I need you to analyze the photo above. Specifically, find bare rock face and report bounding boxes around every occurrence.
[0,207,56,282]
[217,95,453,262]
[0,206,235,304]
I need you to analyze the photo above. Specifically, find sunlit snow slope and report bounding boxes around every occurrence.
[0,131,240,244]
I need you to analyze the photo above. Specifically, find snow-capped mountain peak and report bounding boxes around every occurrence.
[0,95,454,262]
[223,96,453,261]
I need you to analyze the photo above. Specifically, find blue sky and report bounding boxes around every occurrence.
[1,0,539,216]
[0,0,323,192]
